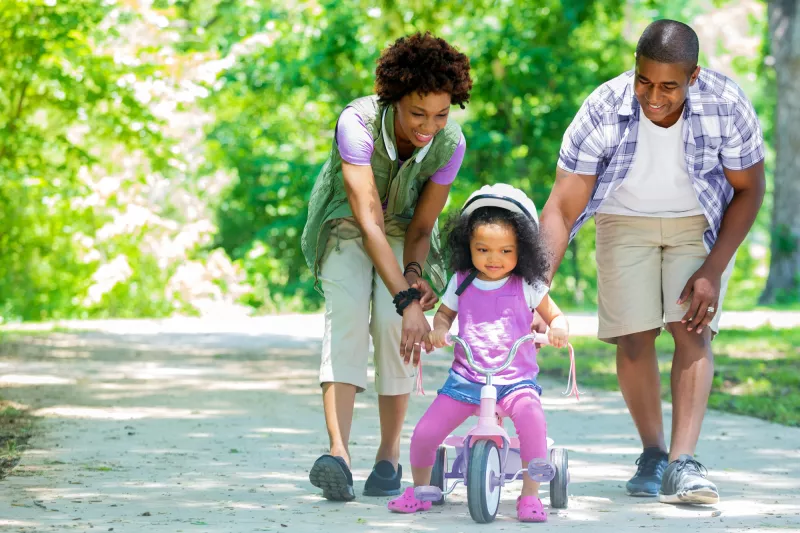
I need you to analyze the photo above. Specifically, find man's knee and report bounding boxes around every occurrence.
[669,324,713,361]
[617,329,660,361]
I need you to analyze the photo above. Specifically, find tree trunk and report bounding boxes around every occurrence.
[760,0,800,304]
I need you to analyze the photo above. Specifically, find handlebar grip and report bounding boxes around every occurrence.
[533,332,550,345]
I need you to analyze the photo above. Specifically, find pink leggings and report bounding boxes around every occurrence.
[409,388,547,468]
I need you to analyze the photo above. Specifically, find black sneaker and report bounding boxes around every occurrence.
[626,447,669,497]
[309,455,355,501]
[658,454,719,504]
[363,460,403,496]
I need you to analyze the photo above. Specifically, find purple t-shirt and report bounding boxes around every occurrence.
[336,106,466,185]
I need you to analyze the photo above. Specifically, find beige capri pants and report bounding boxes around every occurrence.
[318,217,416,395]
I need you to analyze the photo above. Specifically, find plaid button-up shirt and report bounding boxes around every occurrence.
[558,68,764,250]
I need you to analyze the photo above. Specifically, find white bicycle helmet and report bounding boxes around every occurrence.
[461,183,539,227]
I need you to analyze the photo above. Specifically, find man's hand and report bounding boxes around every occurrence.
[678,264,722,334]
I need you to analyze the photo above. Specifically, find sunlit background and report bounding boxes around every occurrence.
[1,3,799,529]
[0,0,794,321]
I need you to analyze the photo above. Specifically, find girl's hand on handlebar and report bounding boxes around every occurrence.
[530,311,548,348]
[426,327,450,349]
[548,315,569,349]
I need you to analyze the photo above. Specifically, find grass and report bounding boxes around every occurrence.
[0,329,43,478]
[725,300,800,312]
[83,465,114,472]
[537,327,800,426]
[0,402,34,478]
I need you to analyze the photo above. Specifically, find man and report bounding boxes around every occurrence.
[540,19,765,504]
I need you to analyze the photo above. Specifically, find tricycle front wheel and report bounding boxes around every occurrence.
[467,439,502,523]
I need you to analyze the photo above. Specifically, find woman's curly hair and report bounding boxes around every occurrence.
[443,206,550,286]
[375,32,472,108]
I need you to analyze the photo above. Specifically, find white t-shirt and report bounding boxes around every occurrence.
[440,275,549,312]
[597,113,704,217]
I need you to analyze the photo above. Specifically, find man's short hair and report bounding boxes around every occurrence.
[636,19,699,67]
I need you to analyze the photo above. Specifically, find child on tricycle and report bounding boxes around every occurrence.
[387,184,578,523]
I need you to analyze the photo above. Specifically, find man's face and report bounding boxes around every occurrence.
[634,56,700,128]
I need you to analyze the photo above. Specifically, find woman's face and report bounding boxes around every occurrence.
[394,91,452,149]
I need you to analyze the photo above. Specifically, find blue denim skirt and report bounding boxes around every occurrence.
[437,369,542,406]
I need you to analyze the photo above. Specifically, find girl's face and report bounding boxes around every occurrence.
[470,222,518,281]
[394,91,452,151]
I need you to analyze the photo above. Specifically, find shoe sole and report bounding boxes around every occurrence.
[309,457,355,502]
[627,490,658,497]
[658,489,719,505]
[363,485,402,497]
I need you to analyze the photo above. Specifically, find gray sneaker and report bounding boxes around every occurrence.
[626,447,669,496]
[658,454,719,504]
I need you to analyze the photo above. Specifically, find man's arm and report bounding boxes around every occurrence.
[539,167,598,284]
[679,87,765,331]
[678,160,765,332]
[534,90,604,338]
[707,161,766,273]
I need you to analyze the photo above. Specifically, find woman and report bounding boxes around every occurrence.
[301,32,472,501]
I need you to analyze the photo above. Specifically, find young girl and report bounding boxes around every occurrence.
[387,183,569,522]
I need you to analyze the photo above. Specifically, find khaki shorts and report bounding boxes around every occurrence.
[595,213,735,344]
[318,217,416,395]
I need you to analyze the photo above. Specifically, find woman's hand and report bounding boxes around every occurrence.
[401,300,432,366]
[547,315,570,349]
[406,275,438,312]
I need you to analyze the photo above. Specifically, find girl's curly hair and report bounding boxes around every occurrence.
[375,32,472,108]
[443,206,550,286]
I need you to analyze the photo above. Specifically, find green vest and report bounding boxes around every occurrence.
[301,95,462,294]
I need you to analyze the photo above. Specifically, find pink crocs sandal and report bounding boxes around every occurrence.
[388,487,432,514]
[517,495,547,522]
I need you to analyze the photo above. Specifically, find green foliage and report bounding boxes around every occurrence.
[0,1,252,321]
[0,0,174,321]
[168,0,631,310]
[0,0,786,318]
